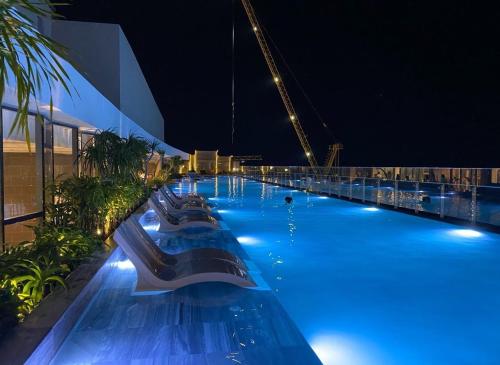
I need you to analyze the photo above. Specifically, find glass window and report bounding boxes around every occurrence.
[2,109,43,219]
[4,217,41,249]
[53,124,76,182]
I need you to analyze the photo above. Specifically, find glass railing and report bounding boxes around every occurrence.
[239,166,500,227]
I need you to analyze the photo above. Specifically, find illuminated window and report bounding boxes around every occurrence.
[53,124,77,182]
[2,109,43,219]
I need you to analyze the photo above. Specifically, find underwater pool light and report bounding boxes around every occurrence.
[310,334,371,365]
[318,196,329,199]
[449,229,483,238]
[217,209,229,214]
[362,207,379,212]
[112,259,135,270]
[237,236,260,245]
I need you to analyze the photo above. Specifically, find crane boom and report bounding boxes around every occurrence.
[240,0,319,168]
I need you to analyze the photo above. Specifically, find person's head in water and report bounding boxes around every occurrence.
[285,196,293,204]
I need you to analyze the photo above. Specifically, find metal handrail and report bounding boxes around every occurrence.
[239,169,500,227]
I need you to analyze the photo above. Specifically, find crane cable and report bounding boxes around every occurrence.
[260,24,340,143]
[231,0,236,145]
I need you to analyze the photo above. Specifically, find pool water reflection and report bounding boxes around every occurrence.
[180,176,500,365]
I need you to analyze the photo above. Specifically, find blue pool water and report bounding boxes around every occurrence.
[179,177,500,365]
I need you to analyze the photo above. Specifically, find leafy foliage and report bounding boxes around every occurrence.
[0,0,73,145]
[81,131,149,182]
[0,130,150,335]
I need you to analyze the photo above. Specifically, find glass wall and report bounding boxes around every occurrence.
[2,109,43,249]
[53,124,77,182]
[2,109,43,218]
[0,108,83,250]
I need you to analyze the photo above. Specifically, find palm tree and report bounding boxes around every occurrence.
[166,155,184,179]
[156,148,166,177]
[144,140,160,185]
[81,131,149,182]
[0,1,73,144]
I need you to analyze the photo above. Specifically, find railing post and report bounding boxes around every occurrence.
[394,180,399,209]
[415,181,419,214]
[440,183,445,218]
[471,185,477,225]
[349,176,353,200]
[377,179,381,206]
[362,177,366,202]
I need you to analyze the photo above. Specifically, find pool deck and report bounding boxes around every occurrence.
[40,212,321,365]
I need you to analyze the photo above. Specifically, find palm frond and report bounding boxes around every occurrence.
[0,0,74,148]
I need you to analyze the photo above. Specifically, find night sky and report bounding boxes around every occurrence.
[57,1,500,167]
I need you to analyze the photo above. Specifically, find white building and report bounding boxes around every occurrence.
[1,16,188,248]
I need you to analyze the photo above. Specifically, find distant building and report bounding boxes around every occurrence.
[188,150,240,174]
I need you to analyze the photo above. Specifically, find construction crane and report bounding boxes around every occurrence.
[240,0,342,169]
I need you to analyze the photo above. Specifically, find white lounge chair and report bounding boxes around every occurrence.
[148,194,219,231]
[163,185,205,203]
[158,189,210,213]
[160,186,210,211]
[113,216,255,291]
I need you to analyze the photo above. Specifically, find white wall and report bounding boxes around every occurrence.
[1,41,188,159]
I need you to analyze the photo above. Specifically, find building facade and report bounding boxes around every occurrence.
[1,18,188,249]
[188,150,240,174]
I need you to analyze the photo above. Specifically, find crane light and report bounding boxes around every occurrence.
[290,115,295,121]
[253,26,258,31]
[306,152,311,157]
[274,76,279,83]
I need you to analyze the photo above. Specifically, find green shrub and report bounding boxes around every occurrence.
[47,177,146,235]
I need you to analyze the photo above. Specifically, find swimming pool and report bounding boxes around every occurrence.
[181,176,500,365]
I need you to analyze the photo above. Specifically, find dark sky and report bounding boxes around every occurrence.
[57,1,500,167]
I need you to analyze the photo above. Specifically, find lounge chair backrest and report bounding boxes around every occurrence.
[150,194,179,225]
[165,185,180,199]
[160,187,180,208]
[120,216,177,266]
